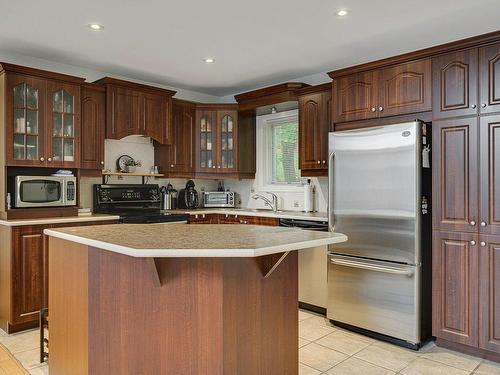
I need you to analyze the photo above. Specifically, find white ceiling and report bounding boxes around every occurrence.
[1,0,500,97]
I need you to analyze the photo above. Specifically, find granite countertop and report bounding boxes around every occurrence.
[44,223,346,258]
[163,208,328,222]
[0,214,120,227]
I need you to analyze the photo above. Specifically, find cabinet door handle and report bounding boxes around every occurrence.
[322,160,326,164]
[40,157,45,162]
[480,241,487,247]
[471,104,477,109]
[470,240,476,246]
[482,103,487,108]
[480,221,487,227]
[170,164,174,168]
[100,161,104,165]
[218,165,221,169]
[378,106,384,112]
[317,160,321,164]
[470,220,476,226]
[212,166,216,169]
[47,157,52,162]
[371,107,376,112]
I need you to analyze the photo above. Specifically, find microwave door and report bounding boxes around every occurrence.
[16,178,63,207]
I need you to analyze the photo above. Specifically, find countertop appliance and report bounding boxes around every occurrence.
[178,180,199,209]
[203,191,235,208]
[327,121,431,349]
[279,218,329,314]
[93,184,188,224]
[15,175,76,208]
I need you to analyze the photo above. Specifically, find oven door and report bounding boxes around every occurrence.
[327,254,420,344]
[15,176,65,207]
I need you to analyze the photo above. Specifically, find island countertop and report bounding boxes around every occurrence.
[44,223,346,258]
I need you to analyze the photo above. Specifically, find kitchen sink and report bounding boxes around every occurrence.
[233,208,286,213]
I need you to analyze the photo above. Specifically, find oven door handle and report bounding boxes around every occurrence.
[329,257,414,277]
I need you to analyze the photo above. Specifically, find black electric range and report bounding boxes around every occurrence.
[93,184,188,224]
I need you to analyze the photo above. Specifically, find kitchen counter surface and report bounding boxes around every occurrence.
[163,208,329,222]
[44,223,346,257]
[0,214,120,227]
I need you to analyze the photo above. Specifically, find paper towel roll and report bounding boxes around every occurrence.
[303,180,313,212]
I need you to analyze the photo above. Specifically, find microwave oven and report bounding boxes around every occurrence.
[203,191,235,208]
[15,175,77,208]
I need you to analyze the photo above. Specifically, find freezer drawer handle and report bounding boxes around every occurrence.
[329,258,414,277]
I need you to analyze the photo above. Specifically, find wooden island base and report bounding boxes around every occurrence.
[49,237,298,375]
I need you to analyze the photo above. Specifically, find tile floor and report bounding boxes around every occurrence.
[0,310,499,375]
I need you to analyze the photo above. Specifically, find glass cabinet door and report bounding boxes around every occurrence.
[198,113,215,171]
[12,83,40,161]
[219,115,234,170]
[48,83,79,166]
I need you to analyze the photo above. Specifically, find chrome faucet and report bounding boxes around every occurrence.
[252,192,279,212]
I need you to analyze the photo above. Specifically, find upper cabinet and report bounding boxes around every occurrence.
[81,84,105,171]
[433,43,500,120]
[194,104,255,179]
[297,84,331,176]
[154,99,196,178]
[1,64,85,168]
[94,77,175,145]
[333,59,431,123]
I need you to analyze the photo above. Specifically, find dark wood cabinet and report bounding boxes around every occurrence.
[46,80,81,168]
[432,117,479,232]
[479,235,500,353]
[155,99,195,178]
[432,230,479,347]
[479,115,500,235]
[189,213,279,226]
[334,70,378,123]
[298,84,331,176]
[479,43,500,115]
[333,59,431,124]
[95,77,175,145]
[433,49,479,119]
[0,219,119,333]
[81,84,105,170]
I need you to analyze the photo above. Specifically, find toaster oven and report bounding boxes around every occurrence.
[203,191,235,208]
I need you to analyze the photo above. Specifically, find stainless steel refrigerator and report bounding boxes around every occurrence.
[327,121,432,349]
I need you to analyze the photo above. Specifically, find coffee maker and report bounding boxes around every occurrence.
[177,180,199,209]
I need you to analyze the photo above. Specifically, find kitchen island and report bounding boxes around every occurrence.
[44,223,347,375]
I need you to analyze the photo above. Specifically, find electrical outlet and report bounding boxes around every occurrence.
[293,200,299,208]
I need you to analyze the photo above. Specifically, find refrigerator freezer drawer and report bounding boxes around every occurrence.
[327,254,420,344]
[299,245,328,309]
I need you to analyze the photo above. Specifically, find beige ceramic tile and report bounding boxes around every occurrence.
[299,310,317,321]
[354,341,419,372]
[299,362,322,375]
[299,342,348,372]
[325,357,395,375]
[299,338,310,348]
[14,348,42,370]
[421,346,481,371]
[299,316,337,341]
[28,364,49,375]
[418,340,436,353]
[400,358,470,375]
[474,360,500,375]
[316,330,373,355]
[0,331,39,354]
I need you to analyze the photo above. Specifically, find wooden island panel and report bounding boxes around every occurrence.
[49,237,298,375]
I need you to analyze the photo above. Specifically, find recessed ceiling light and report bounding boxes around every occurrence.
[88,23,104,31]
[203,57,215,64]
[336,9,349,17]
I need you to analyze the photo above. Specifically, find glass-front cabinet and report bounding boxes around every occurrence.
[46,82,80,167]
[8,75,46,166]
[196,107,238,175]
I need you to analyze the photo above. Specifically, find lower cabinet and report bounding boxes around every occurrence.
[0,220,118,333]
[433,230,500,355]
[188,213,279,226]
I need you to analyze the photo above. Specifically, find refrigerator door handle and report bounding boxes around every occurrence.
[328,151,335,232]
[329,257,415,277]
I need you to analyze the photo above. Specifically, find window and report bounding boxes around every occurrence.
[268,115,300,184]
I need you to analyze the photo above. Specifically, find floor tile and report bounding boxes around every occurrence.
[354,341,419,372]
[299,362,322,375]
[299,316,336,341]
[400,358,470,375]
[14,348,42,370]
[316,330,372,355]
[299,342,348,372]
[299,338,310,348]
[0,331,39,354]
[421,345,481,371]
[474,360,500,375]
[325,357,395,374]
[299,310,318,321]
[28,364,49,375]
